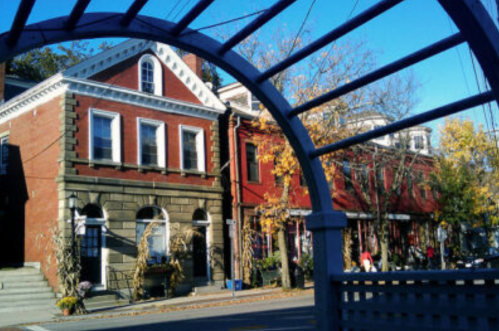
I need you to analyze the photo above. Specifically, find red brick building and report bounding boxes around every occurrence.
[218,82,438,276]
[0,40,226,296]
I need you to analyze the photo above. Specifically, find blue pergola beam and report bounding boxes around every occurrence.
[256,0,404,83]
[311,91,495,158]
[121,0,149,27]
[290,33,465,117]
[218,0,297,55]
[6,0,36,47]
[170,0,215,36]
[66,0,91,30]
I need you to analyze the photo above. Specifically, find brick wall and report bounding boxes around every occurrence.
[0,95,63,288]
[90,51,203,105]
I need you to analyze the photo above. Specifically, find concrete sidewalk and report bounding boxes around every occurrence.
[0,285,314,329]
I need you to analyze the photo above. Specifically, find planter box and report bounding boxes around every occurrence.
[261,270,281,286]
[144,273,167,299]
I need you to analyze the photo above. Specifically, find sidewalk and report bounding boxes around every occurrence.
[1,285,314,329]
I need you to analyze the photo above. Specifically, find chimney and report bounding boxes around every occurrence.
[182,53,203,79]
[0,63,5,102]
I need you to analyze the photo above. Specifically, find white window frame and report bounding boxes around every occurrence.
[0,134,8,175]
[137,208,170,261]
[74,207,108,290]
[137,118,166,168]
[89,108,121,163]
[138,54,163,96]
[179,125,205,172]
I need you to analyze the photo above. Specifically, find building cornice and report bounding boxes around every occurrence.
[0,75,224,125]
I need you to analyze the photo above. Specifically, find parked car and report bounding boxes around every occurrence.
[456,247,499,269]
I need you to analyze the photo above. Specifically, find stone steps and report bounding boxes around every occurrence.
[0,267,56,314]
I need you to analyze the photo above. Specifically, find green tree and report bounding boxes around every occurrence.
[7,40,113,82]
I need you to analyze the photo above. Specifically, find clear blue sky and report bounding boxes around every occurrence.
[1,0,498,140]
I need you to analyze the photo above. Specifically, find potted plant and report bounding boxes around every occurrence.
[257,252,282,286]
[56,296,78,316]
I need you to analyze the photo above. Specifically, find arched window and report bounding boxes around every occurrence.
[80,204,104,219]
[136,206,168,262]
[193,209,208,222]
[138,55,163,96]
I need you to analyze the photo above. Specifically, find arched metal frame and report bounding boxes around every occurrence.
[1,0,499,329]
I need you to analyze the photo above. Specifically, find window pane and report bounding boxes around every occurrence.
[183,131,198,170]
[136,223,166,258]
[0,136,8,174]
[414,136,424,149]
[93,116,113,161]
[246,143,259,182]
[141,124,158,166]
[141,61,155,94]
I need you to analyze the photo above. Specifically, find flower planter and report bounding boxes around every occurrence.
[63,308,71,316]
[261,269,281,286]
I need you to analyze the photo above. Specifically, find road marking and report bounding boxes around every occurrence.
[25,326,51,331]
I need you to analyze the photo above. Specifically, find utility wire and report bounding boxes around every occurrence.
[166,0,184,20]
[172,0,193,21]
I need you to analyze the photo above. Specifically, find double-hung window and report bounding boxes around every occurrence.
[180,126,205,172]
[89,109,121,163]
[343,160,353,191]
[141,61,155,94]
[414,135,424,150]
[137,118,166,167]
[0,135,8,175]
[246,143,259,182]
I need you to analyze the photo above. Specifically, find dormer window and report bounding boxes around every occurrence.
[138,54,163,96]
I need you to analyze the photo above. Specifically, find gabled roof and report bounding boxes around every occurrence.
[0,40,227,125]
[64,39,225,111]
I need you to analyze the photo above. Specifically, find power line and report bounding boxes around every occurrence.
[172,0,193,21]
[166,0,184,20]
[183,9,267,35]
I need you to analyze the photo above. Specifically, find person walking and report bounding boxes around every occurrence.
[427,245,435,270]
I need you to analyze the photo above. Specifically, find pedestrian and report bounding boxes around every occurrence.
[427,245,435,270]
[361,251,374,272]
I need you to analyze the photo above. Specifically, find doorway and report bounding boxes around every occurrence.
[80,225,102,284]
[193,226,208,278]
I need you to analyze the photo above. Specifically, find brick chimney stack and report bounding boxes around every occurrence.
[0,63,5,102]
[182,53,203,80]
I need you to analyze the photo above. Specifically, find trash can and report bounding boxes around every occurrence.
[226,279,243,291]
[294,266,304,289]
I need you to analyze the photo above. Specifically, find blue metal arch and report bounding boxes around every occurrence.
[1,2,499,329]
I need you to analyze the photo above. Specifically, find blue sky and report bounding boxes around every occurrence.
[1,0,498,141]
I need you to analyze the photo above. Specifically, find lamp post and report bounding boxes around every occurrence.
[68,192,77,258]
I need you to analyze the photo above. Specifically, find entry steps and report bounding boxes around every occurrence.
[0,267,56,313]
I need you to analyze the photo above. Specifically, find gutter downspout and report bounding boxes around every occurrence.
[229,114,242,279]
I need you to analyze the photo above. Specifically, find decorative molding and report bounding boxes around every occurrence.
[65,39,225,111]
[66,77,223,121]
[0,75,67,125]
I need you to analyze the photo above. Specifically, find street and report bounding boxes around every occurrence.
[22,294,315,331]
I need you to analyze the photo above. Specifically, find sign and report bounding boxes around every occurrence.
[437,226,448,242]
[226,219,236,225]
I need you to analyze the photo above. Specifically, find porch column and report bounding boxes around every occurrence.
[307,211,346,331]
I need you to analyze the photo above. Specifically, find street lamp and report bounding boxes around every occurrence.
[68,192,77,258]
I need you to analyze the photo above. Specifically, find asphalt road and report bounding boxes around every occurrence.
[23,295,315,331]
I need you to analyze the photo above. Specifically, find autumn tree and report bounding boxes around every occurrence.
[432,117,499,249]
[223,19,419,283]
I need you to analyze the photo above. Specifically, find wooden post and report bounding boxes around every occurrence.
[307,211,346,331]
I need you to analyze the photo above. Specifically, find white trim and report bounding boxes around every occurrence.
[88,108,121,163]
[0,75,67,125]
[179,125,205,172]
[66,77,223,120]
[64,39,225,111]
[0,75,223,125]
[75,209,108,290]
[137,118,166,167]
[136,207,170,259]
[138,54,163,96]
